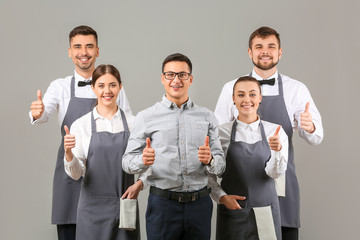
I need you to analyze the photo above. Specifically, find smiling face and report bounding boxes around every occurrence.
[92,73,121,109]
[68,34,99,77]
[248,35,282,73]
[161,61,193,107]
[233,80,262,123]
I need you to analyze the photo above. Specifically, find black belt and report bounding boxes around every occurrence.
[150,186,211,203]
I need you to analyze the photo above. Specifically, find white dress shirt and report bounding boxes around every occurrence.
[214,70,323,145]
[209,118,288,203]
[64,107,135,180]
[29,70,132,125]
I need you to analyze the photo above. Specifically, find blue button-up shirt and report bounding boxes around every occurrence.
[122,96,225,192]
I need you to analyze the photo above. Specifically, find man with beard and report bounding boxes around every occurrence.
[214,26,323,240]
[29,25,132,240]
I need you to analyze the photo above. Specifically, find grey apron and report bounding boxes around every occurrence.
[52,77,96,224]
[217,121,281,240]
[251,72,299,228]
[76,110,140,240]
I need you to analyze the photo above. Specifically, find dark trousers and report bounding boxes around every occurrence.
[146,193,213,240]
[282,227,299,240]
[57,224,76,240]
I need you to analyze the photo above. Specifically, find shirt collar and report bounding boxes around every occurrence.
[92,106,121,120]
[236,116,261,131]
[161,95,194,110]
[74,70,92,82]
[251,69,278,81]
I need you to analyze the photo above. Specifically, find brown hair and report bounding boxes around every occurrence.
[162,53,192,73]
[233,76,261,96]
[92,64,121,86]
[69,25,98,46]
[249,26,280,49]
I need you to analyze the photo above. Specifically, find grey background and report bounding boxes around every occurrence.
[1,0,359,239]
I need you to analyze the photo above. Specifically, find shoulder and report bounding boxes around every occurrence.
[70,111,92,133]
[124,111,136,125]
[48,75,73,89]
[261,120,287,138]
[219,121,233,136]
[280,73,309,91]
[192,104,217,119]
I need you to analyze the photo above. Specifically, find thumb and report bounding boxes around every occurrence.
[64,125,70,135]
[305,102,310,113]
[37,89,42,101]
[146,137,151,148]
[273,125,281,136]
[204,136,209,147]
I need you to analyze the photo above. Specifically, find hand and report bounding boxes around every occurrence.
[198,136,212,165]
[30,89,44,120]
[64,125,75,162]
[300,102,315,133]
[121,180,143,199]
[219,195,246,210]
[143,138,155,166]
[268,125,282,152]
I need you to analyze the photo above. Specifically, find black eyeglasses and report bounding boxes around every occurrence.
[163,72,191,81]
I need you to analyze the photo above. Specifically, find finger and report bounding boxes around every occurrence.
[273,126,281,136]
[37,89,42,101]
[305,102,310,113]
[234,195,246,200]
[146,137,151,148]
[204,136,209,147]
[121,189,129,199]
[64,125,70,135]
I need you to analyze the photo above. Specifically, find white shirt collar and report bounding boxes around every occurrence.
[92,106,121,121]
[251,69,278,81]
[74,70,92,82]
[236,116,261,131]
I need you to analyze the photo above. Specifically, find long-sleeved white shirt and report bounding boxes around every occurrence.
[214,70,323,145]
[29,70,132,125]
[209,118,288,203]
[64,107,135,180]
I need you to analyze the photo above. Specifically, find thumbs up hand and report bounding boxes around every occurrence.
[30,89,44,120]
[268,125,282,152]
[143,137,155,166]
[64,125,76,162]
[300,102,315,133]
[198,136,212,165]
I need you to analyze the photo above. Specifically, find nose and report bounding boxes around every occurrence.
[172,74,181,83]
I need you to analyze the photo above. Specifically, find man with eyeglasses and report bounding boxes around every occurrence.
[123,53,225,240]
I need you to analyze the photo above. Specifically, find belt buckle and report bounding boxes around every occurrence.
[178,194,187,203]
[191,193,197,201]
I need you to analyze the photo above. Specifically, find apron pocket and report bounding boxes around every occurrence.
[79,196,119,226]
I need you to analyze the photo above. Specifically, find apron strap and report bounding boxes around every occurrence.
[119,109,129,133]
[70,76,75,98]
[90,110,96,133]
[230,120,237,142]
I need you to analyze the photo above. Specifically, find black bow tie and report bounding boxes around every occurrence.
[258,78,275,86]
[78,80,92,87]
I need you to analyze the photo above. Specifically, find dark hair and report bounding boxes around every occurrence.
[92,64,121,85]
[69,25,98,46]
[162,53,192,73]
[233,76,261,95]
[249,26,281,49]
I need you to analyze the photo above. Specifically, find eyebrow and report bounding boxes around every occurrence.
[236,89,258,93]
